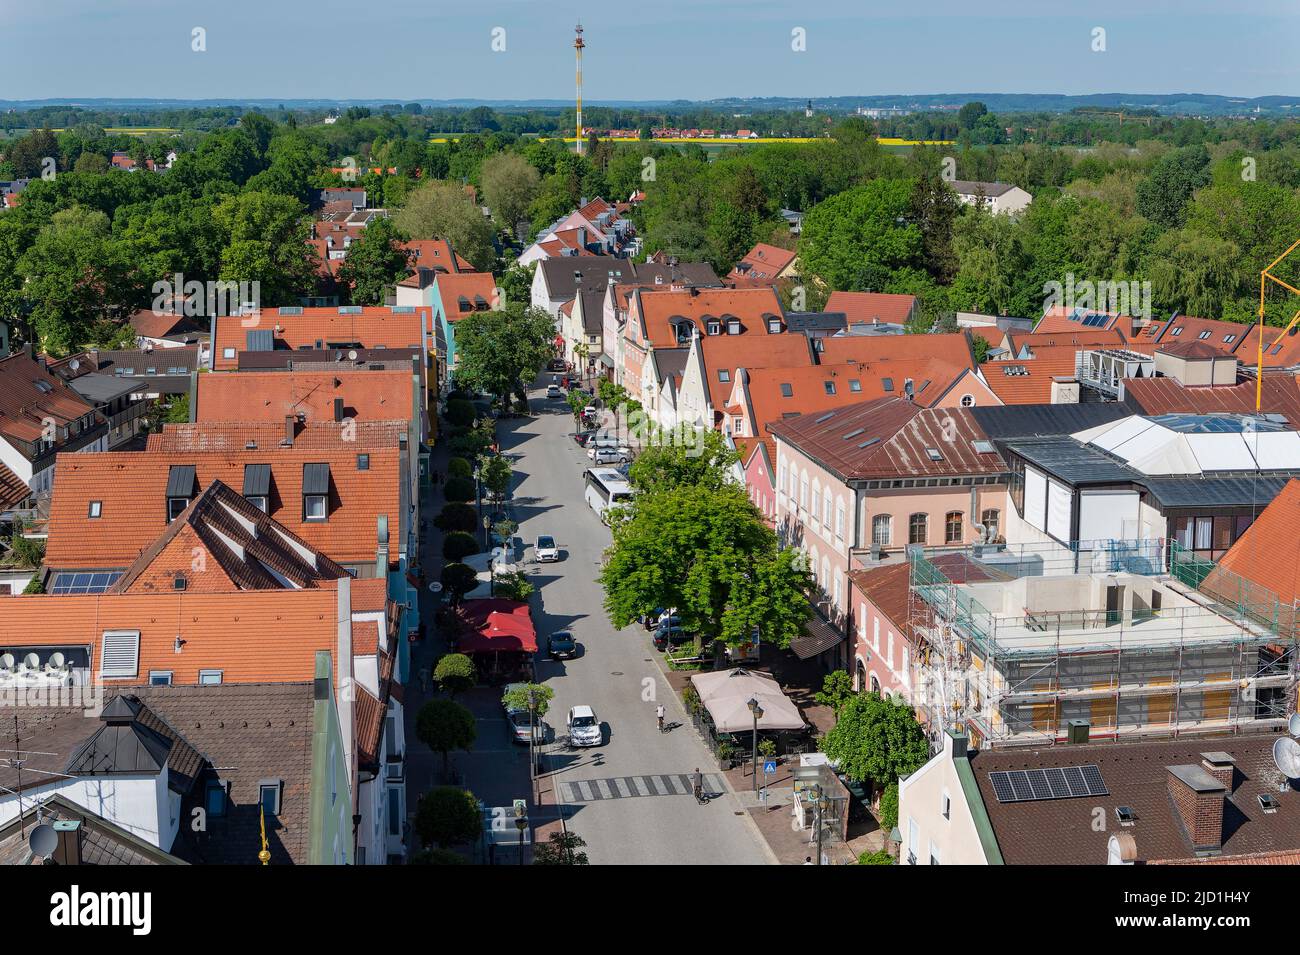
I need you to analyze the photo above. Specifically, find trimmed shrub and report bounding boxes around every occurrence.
[434,502,477,533]
[442,476,476,503]
[446,398,476,429]
[447,457,473,480]
[443,531,479,562]
[440,562,478,598]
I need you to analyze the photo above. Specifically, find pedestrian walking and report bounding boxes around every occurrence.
[656,703,665,733]
[693,767,705,803]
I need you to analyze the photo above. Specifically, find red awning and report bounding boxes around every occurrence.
[455,598,537,653]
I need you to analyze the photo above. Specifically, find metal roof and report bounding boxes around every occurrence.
[165,464,196,499]
[302,462,331,495]
[242,463,271,498]
[1003,437,1140,486]
[1141,475,1294,509]
[970,402,1130,440]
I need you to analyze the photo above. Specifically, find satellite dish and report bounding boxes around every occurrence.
[1288,713,1300,737]
[1273,737,1300,779]
[28,824,57,860]
[69,358,80,372]
[347,350,358,361]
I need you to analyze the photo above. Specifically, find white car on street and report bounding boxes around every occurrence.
[535,535,560,562]
[591,446,631,465]
[567,705,602,747]
[546,384,562,399]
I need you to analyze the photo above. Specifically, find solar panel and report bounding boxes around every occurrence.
[988,764,1107,803]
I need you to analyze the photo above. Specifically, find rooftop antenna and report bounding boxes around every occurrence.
[574,24,585,156]
[28,823,57,863]
[1272,736,1300,784]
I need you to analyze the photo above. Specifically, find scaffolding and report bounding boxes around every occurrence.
[907,538,1297,750]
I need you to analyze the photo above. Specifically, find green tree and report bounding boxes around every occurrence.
[394,179,496,271]
[501,682,554,716]
[211,191,316,305]
[443,530,479,561]
[626,428,739,493]
[415,699,477,777]
[414,786,481,848]
[337,216,412,305]
[434,502,478,533]
[447,456,473,479]
[433,653,477,697]
[453,303,556,403]
[478,453,511,501]
[813,670,855,711]
[164,394,190,423]
[439,562,478,601]
[957,101,989,131]
[600,484,812,653]
[1135,145,1210,229]
[877,781,900,831]
[819,693,929,791]
[480,152,541,238]
[797,179,923,291]
[446,398,477,430]
[858,847,895,865]
[533,830,590,865]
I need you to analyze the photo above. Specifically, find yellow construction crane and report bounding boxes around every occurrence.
[1256,238,1300,411]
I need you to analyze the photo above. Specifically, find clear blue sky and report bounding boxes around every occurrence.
[1,0,1296,102]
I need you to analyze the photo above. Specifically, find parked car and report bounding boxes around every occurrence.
[546,384,562,399]
[548,358,567,372]
[507,708,545,745]
[643,608,677,631]
[652,617,692,651]
[585,436,621,459]
[592,446,631,465]
[546,630,577,659]
[567,705,602,747]
[535,535,560,562]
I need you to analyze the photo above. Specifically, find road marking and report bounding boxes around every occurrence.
[560,773,723,803]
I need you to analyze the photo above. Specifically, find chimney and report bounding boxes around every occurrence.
[52,819,83,865]
[576,227,587,250]
[1199,752,1236,793]
[283,414,296,446]
[1049,377,1080,404]
[333,397,345,422]
[1166,764,1226,854]
[944,728,968,759]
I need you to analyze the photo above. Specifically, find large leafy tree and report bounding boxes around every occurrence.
[337,216,411,305]
[415,698,477,777]
[212,191,317,305]
[626,428,739,494]
[797,179,923,291]
[394,179,496,271]
[453,303,556,402]
[1135,145,1211,229]
[479,152,540,239]
[819,692,930,790]
[601,483,812,652]
[414,786,481,849]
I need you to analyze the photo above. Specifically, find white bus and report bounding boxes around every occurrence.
[584,468,633,523]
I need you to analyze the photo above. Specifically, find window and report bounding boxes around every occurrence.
[824,381,836,395]
[834,502,845,540]
[100,630,140,679]
[981,508,1000,540]
[168,497,189,521]
[149,671,173,686]
[259,779,282,816]
[930,841,941,866]
[799,475,808,510]
[1170,326,1183,336]
[941,790,951,820]
[357,454,369,471]
[822,495,831,529]
[1223,334,1236,344]
[1197,330,1211,340]
[812,489,821,526]
[872,514,892,546]
[717,369,730,383]
[388,788,402,836]
[305,495,328,521]
[205,780,226,817]
[768,318,782,333]
[849,379,861,392]
[87,500,102,519]
[873,618,880,651]
[960,394,976,407]
[706,320,721,336]
[732,416,743,435]
[780,383,793,398]
[945,511,963,544]
[198,669,224,686]
[727,319,741,335]
[1194,516,1213,551]
[222,347,236,359]
[909,513,928,545]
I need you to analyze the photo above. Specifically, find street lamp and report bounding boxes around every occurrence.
[513,801,527,866]
[747,697,764,793]
[527,687,538,799]
[482,513,490,551]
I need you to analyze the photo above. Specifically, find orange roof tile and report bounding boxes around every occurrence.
[1154,315,1250,355]
[981,350,1082,404]
[816,332,974,371]
[824,291,918,327]
[698,334,814,412]
[728,243,797,281]
[1204,478,1300,608]
[195,370,414,425]
[0,352,99,445]
[45,436,401,571]
[633,287,783,348]
[435,273,500,322]
[211,307,427,370]
[1235,324,1300,369]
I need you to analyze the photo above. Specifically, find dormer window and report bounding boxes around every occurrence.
[88,500,102,519]
[303,463,330,521]
[727,319,741,335]
[824,381,836,395]
[242,464,270,512]
[1170,327,1183,336]
[768,318,782,334]
[166,465,196,522]
[707,320,721,336]
[718,369,730,383]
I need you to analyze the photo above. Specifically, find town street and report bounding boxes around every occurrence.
[489,386,776,865]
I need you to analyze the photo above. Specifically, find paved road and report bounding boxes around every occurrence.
[494,387,774,865]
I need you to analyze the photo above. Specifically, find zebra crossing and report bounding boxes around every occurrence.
[559,773,724,803]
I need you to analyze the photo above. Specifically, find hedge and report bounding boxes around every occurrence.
[447,457,472,480]
[435,502,478,533]
[442,476,476,503]
[443,531,479,562]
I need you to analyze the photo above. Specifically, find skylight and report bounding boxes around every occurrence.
[925,448,943,461]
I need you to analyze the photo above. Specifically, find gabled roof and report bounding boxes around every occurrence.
[0,351,98,446]
[633,286,783,348]
[948,180,1017,197]
[434,272,499,322]
[0,461,28,510]
[1154,315,1250,354]
[1235,324,1300,369]
[981,350,1082,405]
[401,238,473,275]
[109,479,351,594]
[1122,375,1300,421]
[211,307,427,371]
[1007,329,1130,356]
[824,291,918,327]
[697,333,815,413]
[195,369,414,425]
[816,332,974,371]
[768,397,1004,482]
[1205,478,1300,608]
[727,243,797,282]
[46,427,401,570]
[0,793,187,865]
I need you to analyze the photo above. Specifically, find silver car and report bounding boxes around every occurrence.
[535,535,560,562]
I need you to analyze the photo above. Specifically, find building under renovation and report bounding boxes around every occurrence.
[907,537,1296,749]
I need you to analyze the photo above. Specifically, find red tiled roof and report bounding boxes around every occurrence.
[633,287,783,348]
[1205,478,1300,608]
[1154,315,1250,354]
[768,397,1003,481]
[211,308,427,370]
[698,334,814,413]
[0,352,98,445]
[825,291,918,327]
[1122,375,1300,420]
[1235,324,1300,369]
[0,461,29,510]
[45,432,401,571]
[435,273,500,321]
[816,332,974,371]
[848,562,912,636]
[1008,329,1128,355]
[195,369,414,425]
[728,243,797,282]
[981,349,1082,405]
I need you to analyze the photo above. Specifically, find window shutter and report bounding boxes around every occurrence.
[100,630,140,678]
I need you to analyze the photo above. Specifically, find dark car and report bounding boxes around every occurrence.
[652,618,691,651]
[572,430,598,447]
[548,358,567,372]
[546,630,577,659]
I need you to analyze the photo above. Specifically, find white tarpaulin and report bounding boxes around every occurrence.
[690,668,806,733]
